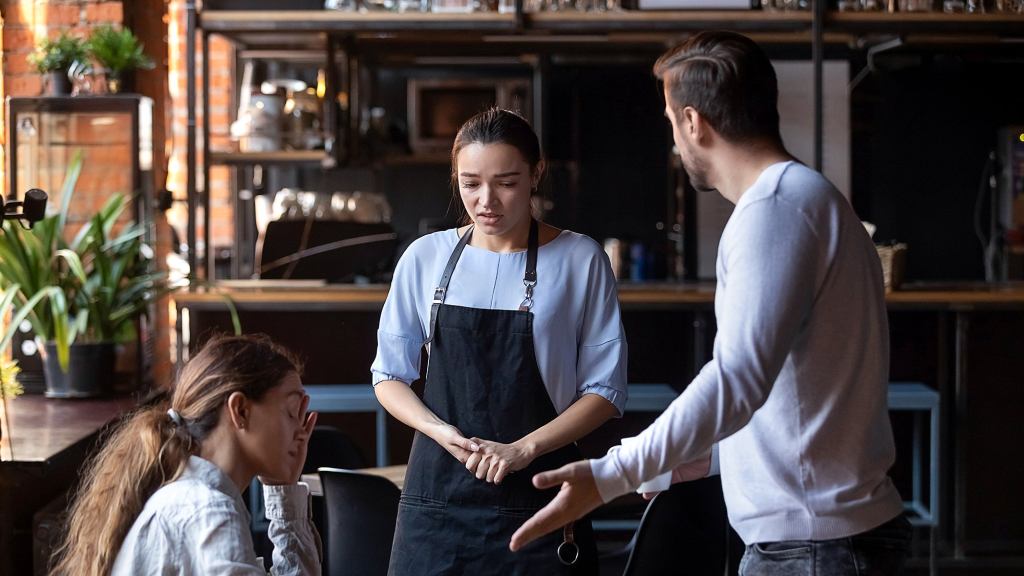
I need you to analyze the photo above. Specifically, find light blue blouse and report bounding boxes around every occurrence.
[371,228,628,416]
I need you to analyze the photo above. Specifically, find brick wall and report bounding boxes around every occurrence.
[1,1,235,259]
[166,0,234,264]
[0,1,125,199]
[0,1,235,388]
[0,1,183,387]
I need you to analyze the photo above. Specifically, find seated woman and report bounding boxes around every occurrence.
[51,334,321,576]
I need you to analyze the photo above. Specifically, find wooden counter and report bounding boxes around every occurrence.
[0,395,136,464]
[174,280,1024,556]
[173,281,1024,310]
[0,395,136,575]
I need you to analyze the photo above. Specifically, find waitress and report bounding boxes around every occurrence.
[372,108,627,575]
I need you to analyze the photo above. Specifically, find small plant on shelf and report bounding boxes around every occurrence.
[28,33,88,95]
[86,25,155,94]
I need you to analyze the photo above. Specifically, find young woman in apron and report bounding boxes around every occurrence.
[372,108,628,575]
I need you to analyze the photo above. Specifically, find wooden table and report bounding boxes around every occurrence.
[0,394,136,575]
[302,464,408,497]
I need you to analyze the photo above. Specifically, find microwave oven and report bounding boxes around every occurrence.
[407,77,531,154]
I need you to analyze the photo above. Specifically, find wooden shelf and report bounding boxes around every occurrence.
[198,8,1024,45]
[200,10,518,33]
[208,150,328,166]
[527,9,812,32]
[828,11,1024,34]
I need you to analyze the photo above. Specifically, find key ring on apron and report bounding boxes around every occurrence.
[557,523,580,566]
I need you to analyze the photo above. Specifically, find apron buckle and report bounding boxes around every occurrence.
[433,287,447,304]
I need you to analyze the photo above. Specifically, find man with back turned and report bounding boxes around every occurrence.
[510,30,912,576]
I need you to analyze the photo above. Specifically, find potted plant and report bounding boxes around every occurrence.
[28,33,88,96]
[0,152,176,397]
[0,285,58,443]
[86,25,154,94]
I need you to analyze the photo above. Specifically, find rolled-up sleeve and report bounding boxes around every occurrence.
[264,483,322,576]
[576,245,628,416]
[371,244,427,387]
[372,331,423,386]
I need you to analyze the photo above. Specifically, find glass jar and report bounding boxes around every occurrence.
[899,0,933,11]
[432,0,473,12]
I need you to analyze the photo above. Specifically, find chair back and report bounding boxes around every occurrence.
[319,467,401,576]
[623,476,737,576]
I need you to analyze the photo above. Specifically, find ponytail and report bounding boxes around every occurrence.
[51,404,192,576]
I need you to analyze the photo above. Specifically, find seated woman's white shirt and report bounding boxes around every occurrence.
[111,455,320,576]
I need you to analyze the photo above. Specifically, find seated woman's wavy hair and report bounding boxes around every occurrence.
[50,334,301,576]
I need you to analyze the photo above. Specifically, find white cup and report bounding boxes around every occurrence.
[620,436,672,494]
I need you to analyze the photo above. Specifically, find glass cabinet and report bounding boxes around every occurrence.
[4,95,155,393]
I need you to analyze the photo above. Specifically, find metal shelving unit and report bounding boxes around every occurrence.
[185,5,1024,282]
[183,5,1024,564]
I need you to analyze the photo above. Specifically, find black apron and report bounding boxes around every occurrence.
[388,220,598,576]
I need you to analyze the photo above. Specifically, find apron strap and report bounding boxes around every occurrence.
[426,225,475,345]
[426,219,540,342]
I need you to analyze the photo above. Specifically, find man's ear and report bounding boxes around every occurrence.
[226,391,250,431]
[682,106,702,141]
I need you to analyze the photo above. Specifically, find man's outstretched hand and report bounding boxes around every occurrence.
[509,460,604,552]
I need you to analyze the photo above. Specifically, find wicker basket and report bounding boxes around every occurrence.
[876,243,907,292]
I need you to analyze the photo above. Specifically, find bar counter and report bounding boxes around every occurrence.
[173,281,1024,310]
[173,280,1024,556]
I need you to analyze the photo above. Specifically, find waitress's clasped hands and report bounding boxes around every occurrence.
[427,421,537,484]
[427,421,481,463]
[465,437,537,484]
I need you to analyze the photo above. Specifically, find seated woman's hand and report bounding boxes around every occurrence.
[259,395,318,486]
[465,438,537,484]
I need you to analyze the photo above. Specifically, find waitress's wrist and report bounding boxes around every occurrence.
[422,419,449,441]
[515,438,540,462]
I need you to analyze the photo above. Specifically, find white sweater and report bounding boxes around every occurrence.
[591,161,904,543]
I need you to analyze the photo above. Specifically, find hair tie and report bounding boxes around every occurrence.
[167,408,184,426]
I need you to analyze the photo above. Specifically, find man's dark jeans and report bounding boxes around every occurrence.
[739,515,912,576]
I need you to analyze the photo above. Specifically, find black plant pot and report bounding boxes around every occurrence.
[45,71,72,96]
[42,342,115,398]
[103,69,139,94]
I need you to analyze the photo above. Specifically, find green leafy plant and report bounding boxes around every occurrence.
[0,152,88,370]
[28,33,88,74]
[0,285,58,398]
[0,284,58,444]
[86,25,154,81]
[0,151,177,371]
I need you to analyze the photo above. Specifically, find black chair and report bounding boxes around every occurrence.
[318,467,401,576]
[622,476,742,576]
[251,426,366,569]
[303,425,366,474]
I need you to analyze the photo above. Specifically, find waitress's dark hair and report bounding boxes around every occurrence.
[654,30,782,147]
[450,107,544,189]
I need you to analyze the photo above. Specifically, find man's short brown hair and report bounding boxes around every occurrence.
[654,31,782,146]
